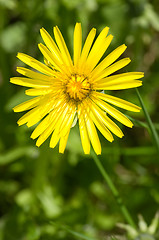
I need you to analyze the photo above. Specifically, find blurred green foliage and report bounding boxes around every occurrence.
[0,0,159,239]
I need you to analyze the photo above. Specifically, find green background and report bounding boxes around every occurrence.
[0,0,159,239]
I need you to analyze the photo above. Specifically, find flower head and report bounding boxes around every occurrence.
[10,23,144,155]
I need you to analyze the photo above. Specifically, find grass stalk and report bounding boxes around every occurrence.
[91,151,137,229]
[136,89,159,155]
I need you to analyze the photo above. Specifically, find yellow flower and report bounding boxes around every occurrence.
[10,23,144,155]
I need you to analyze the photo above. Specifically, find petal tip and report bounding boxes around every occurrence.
[83,149,90,154]
[17,121,23,126]
[36,141,41,147]
[17,52,22,59]
[30,134,35,139]
[119,133,124,138]
[13,107,18,112]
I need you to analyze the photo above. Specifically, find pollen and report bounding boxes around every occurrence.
[65,74,91,101]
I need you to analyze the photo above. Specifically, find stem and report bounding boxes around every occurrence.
[136,89,159,155]
[91,151,137,229]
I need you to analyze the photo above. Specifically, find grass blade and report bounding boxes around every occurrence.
[136,89,159,155]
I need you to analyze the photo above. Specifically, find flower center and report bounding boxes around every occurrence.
[65,74,91,101]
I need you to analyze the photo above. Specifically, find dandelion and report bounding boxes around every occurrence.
[10,23,144,155]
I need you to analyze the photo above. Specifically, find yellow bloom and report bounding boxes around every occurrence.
[10,23,144,155]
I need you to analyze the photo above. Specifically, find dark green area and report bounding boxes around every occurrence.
[0,0,159,239]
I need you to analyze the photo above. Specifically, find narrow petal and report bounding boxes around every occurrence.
[89,109,114,142]
[78,105,90,154]
[49,129,60,149]
[52,102,76,139]
[74,23,82,67]
[96,80,142,90]
[53,26,73,69]
[35,102,67,146]
[17,107,40,126]
[92,58,131,82]
[13,97,41,112]
[17,53,55,76]
[50,104,70,133]
[38,43,64,72]
[47,103,75,148]
[16,67,54,81]
[95,72,144,90]
[92,96,133,127]
[84,27,111,72]
[78,28,96,72]
[89,99,124,138]
[91,44,127,79]
[31,111,55,140]
[96,72,144,84]
[10,77,51,88]
[40,27,64,64]
[59,110,76,137]
[36,121,55,147]
[31,98,66,139]
[59,130,70,153]
[94,92,141,112]
[25,88,53,96]
[17,96,54,127]
[26,103,53,127]
[85,114,101,155]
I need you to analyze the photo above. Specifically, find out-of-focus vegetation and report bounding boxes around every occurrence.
[0,0,159,239]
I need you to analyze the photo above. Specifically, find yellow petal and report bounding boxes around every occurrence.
[53,26,73,69]
[49,130,60,148]
[18,97,53,127]
[84,27,110,72]
[40,27,63,64]
[92,58,131,82]
[38,43,67,73]
[31,111,55,139]
[91,44,127,79]
[17,107,39,126]
[36,121,55,147]
[95,72,144,90]
[51,105,69,133]
[60,109,76,137]
[92,96,133,127]
[74,23,82,67]
[17,53,55,76]
[84,108,101,155]
[13,97,41,112]
[16,67,54,80]
[25,88,53,96]
[59,130,70,153]
[78,28,96,72]
[31,99,66,140]
[10,77,51,88]
[34,103,66,146]
[94,92,141,112]
[97,72,144,84]
[89,109,114,142]
[96,80,142,90]
[89,99,123,138]
[26,102,53,127]
[51,104,76,146]
[78,105,90,154]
